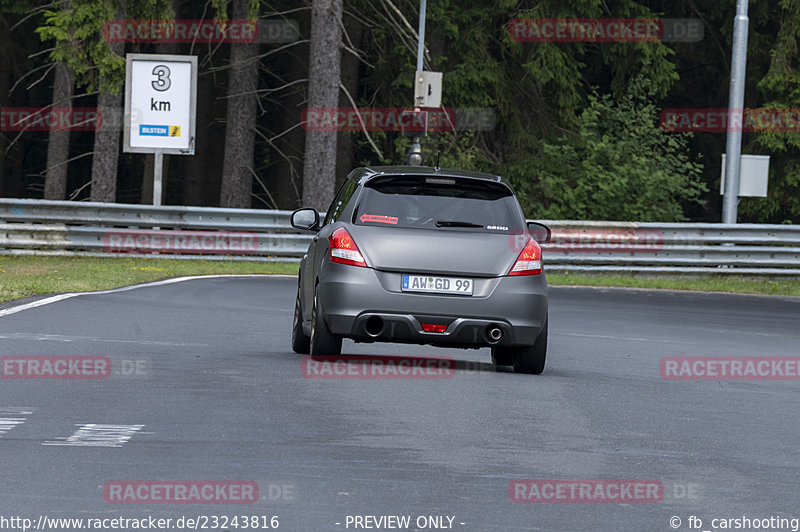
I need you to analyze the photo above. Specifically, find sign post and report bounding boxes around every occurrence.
[721,0,749,223]
[153,149,164,206]
[124,54,197,206]
[408,0,427,166]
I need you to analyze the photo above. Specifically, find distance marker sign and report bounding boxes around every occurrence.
[124,54,197,154]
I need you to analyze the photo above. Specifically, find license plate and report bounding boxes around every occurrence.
[401,274,473,295]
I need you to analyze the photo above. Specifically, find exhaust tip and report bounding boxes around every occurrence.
[365,316,385,338]
[486,325,503,344]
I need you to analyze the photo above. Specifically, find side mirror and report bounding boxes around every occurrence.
[291,208,320,231]
[527,221,552,244]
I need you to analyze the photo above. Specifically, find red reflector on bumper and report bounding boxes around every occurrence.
[421,323,448,333]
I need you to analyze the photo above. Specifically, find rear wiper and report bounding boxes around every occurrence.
[435,220,483,228]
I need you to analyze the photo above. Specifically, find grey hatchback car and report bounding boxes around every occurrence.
[290,166,551,374]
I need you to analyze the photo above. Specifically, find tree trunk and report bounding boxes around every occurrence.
[90,79,122,202]
[219,0,259,208]
[302,0,343,210]
[267,23,309,210]
[44,62,74,200]
[0,33,11,197]
[0,13,25,198]
[335,13,362,190]
[184,73,219,205]
[90,1,126,203]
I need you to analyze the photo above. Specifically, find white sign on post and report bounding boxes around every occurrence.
[720,154,770,197]
[124,54,197,206]
[124,54,197,154]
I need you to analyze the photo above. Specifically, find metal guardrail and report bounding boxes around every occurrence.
[0,198,308,261]
[0,198,798,275]
[538,220,800,275]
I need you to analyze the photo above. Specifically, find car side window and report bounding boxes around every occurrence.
[324,178,359,225]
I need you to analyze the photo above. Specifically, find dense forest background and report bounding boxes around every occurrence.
[0,0,798,223]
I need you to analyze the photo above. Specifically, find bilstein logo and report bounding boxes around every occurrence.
[509,479,663,503]
[139,125,180,137]
[301,356,456,379]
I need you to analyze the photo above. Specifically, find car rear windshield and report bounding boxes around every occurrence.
[352,175,524,232]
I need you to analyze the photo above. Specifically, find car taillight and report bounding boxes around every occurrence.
[329,227,366,267]
[508,238,542,276]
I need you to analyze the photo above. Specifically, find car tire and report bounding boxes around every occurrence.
[309,284,342,356]
[491,346,514,367]
[291,284,310,354]
[512,315,548,375]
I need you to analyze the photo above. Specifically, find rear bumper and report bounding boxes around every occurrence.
[318,262,547,347]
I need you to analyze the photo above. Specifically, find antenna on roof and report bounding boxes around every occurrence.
[434,151,441,171]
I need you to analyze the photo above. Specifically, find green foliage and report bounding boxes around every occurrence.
[210,0,228,20]
[0,0,38,14]
[37,0,121,93]
[16,0,800,220]
[744,0,800,223]
[530,81,705,221]
[36,0,173,93]
[352,0,683,219]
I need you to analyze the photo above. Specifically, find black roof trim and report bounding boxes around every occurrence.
[356,165,514,192]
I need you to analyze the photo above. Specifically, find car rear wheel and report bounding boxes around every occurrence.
[491,346,514,367]
[291,284,310,354]
[512,316,548,375]
[310,284,342,356]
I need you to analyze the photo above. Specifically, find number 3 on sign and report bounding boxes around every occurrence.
[152,65,171,92]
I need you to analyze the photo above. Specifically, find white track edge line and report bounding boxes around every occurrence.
[0,274,295,318]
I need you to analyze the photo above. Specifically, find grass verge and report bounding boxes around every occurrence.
[0,255,298,304]
[546,272,800,297]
